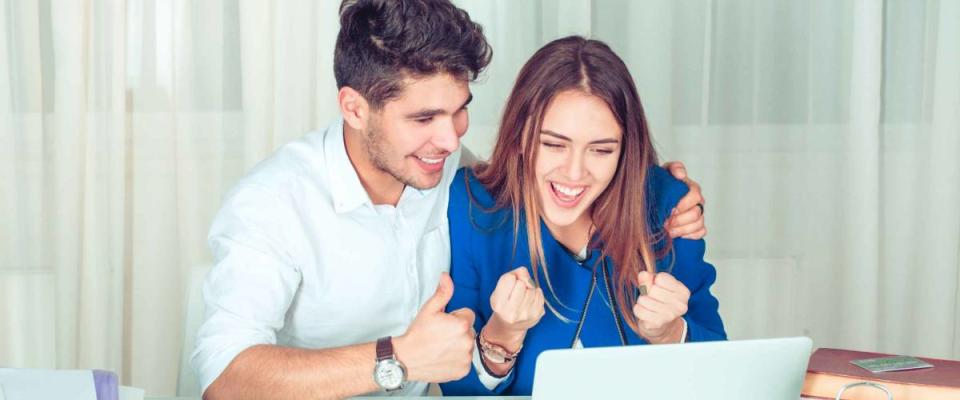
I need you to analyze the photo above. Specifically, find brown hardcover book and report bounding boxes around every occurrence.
[802,348,960,399]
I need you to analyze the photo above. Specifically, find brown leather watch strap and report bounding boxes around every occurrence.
[376,337,393,361]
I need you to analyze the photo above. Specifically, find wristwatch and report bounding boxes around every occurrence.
[373,336,407,391]
[477,332,522,364]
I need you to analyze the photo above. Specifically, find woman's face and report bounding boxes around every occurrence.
[534,90,622,231]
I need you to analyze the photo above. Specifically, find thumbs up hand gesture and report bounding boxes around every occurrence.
[394,273,476,383]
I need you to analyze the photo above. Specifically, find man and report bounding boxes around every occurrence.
[192,0,707,398]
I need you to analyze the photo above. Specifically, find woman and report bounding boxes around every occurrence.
[440,36,726,395]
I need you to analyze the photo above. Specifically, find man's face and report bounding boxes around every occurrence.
[363,73,472,190]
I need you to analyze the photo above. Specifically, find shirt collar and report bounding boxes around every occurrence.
[324,118,371,214]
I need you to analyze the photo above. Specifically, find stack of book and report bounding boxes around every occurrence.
[802,348,960,399]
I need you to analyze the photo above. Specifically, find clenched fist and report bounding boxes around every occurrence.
[482,267,545,351]
[633,270,690,344]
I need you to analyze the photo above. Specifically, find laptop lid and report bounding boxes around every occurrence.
[532,337,813,400]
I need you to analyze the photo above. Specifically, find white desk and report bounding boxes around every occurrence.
[146,398,531,400]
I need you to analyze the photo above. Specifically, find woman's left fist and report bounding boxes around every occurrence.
[633,271,690,344]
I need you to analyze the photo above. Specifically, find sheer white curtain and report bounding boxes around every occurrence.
[594,0,960,361]
[1,0,957,396]
[0,0,341,395]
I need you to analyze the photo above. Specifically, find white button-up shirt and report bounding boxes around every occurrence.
[191,118,458,396]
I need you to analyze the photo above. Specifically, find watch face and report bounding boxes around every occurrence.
[483,348,507,364]
[374,359,406,390]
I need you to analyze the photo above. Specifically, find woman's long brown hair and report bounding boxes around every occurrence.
[472,36,670,334]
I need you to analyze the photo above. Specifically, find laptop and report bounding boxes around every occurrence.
[532,337,813,399]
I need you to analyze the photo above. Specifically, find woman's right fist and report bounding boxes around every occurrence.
[488,267,546,335]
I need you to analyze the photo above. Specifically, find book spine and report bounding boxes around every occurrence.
[803,372,960,400]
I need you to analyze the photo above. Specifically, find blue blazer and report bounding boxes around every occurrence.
[440,166,726,396]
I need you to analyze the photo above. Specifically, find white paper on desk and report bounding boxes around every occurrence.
[0,369,97,400]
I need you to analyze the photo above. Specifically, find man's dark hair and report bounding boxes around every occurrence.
[335,0,492,108]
